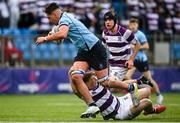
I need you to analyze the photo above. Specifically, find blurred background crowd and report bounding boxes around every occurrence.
[1,0,180,34]
[0,0,180,67]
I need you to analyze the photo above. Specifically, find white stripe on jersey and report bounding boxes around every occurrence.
[105,36,129,43]
[89,85,104,96]
[101,96,118,116]
[90,84,120,117]
[109,54,131,61]
[108,44,131,53]
[123,29,132,40]
[95,90,111,108]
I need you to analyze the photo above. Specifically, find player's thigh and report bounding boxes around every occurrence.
[116,94,133,120]
[69,61,89,81]
[71,61,89,71]
[138,88,151,99]
[143,70,153,80]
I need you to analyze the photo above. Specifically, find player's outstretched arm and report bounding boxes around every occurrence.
[35,25,69,45]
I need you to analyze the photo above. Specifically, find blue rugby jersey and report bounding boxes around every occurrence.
[58,12,99,51]
[134,30,148,62]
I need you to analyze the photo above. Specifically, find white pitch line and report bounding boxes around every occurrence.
[0,121,175,123]
[47,102,84,106]
[166,103,180,107]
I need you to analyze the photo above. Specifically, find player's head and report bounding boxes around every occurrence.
[129,18,139,32]
[104,11,117,30]
[83,71,97,86]
[44,2,62,24]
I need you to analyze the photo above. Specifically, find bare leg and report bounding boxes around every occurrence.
[123,79,137,84]
[70,61,93,105]
[69,70,82,99]
[125,67,136,80]
[138,87,151,99]
[143,71,163,104]
[143,71,160,94]
[130,98,153,118]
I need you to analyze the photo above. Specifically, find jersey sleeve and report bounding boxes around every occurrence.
[138,31,147,44]
[123,29,136,44]
[58,16,71,27]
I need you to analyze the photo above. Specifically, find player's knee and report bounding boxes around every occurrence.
[142,98,152,107]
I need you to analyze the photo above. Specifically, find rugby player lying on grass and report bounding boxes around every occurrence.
[71,71,166,120]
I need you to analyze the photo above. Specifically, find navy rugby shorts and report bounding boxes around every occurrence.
[74,41,108,70]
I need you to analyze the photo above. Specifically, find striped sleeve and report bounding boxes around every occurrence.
[102,31,106,45]
[123,29,135,43]
[137,31,147,44]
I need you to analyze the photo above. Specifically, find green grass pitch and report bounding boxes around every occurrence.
[0,93,180,122]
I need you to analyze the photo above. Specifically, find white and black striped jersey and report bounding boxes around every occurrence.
[89,84,120,120]
[102,25,137,68]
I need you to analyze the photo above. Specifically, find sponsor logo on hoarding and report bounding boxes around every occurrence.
[18,83,39,93]
[18,82,49,93]
[171,83,180,90]
[57,83,72,92]
[0,82,10,92]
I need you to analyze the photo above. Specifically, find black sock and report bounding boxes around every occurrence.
[137,79,142,85]
[128,83,135,92]
[156,92,161,96]
[89,102,96,107]
[153,108,156,113]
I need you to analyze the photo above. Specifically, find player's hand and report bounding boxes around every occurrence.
[125,59,134,69]
[36,37,45,45]
[131,44,135,49]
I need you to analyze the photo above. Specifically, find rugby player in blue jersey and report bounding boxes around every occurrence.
[126,18,163,104]
[35,3,139,118]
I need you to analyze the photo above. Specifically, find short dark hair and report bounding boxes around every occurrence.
[104,11,117,22]
[83,72,95,83]
[44,2,59,15]
[129,18,139,24]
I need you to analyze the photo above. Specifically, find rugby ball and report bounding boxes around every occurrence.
[51,25,60,33]
[50,25,62,44]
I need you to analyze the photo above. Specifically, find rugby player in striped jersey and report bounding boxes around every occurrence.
[73,71,166,120]
[102,11,140,81]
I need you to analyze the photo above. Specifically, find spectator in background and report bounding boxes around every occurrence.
[164,14,173,35]
[8,0,20,29]
[173,11,180,34]
[4,36,23,67]
[126,18,163,104]
[127,0,139,18]
[112,0,127,20]
[0,0,10,28]
[18,0,38,29]
[146,7,159,33]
